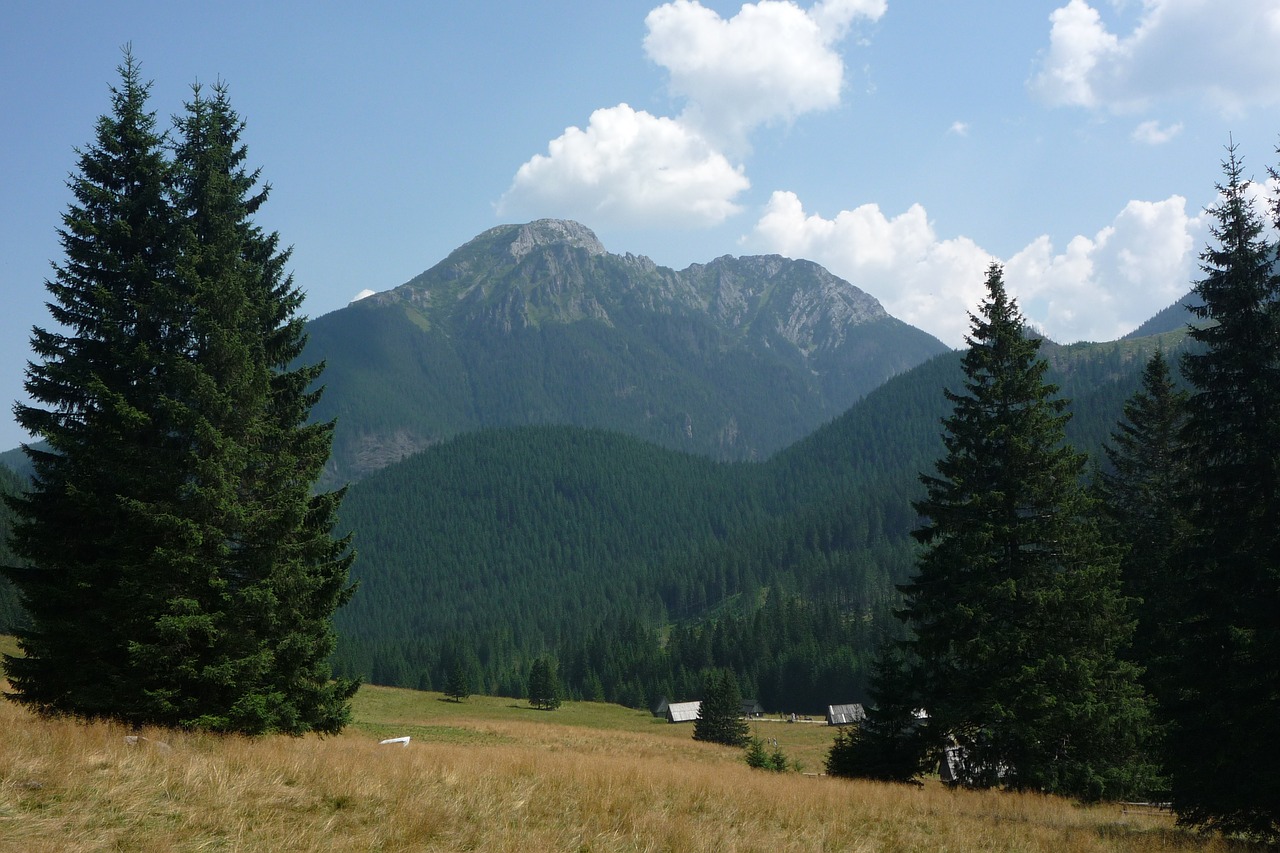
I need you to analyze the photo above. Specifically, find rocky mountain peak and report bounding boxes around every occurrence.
[507,219,607,262]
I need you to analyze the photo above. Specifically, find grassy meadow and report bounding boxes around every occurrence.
[0,636,1250,852]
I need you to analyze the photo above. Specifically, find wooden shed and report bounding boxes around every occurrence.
[826,703,867,726]
[666,701,702,723]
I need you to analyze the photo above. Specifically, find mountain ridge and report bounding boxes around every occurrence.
[304,219,951,483]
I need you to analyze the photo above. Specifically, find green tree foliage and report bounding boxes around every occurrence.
[179,82,356,736]
[872,263,1152,801]
[1162,143,1280,841]
[0,465,28,633]
[443,656,471,703]
[1097,351,1189,712]
[329,331,1178,714]
[825,647,927,783]
[694,669,748,747]
[527,658,561,710]
[745,736,789,772]
[2,53,355,735]
[3,51,182,722]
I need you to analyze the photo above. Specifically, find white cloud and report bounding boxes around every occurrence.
[1029,0,1120,109]
[643,0,885,149]
[496,104,749,229]
[808,0,888,37]
[1007,196,1201,341]
[949,120,970,137]
[502,0,884,231]
[747,191,993,347]
[351,288,376,303]
[746,191,1205,346]
[1031,0,1280,114]
[1131,119,1183,144]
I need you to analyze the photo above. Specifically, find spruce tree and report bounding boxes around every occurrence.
[528,658,561,710]
[162,81,355,734]
[693,668,748,747]
[4,50,186,720]
[1097,350,1189,713]
[3,55,355,734]
[879,263,1151,800]
[825,646,927,782]
[1164,143,1280,840]
[444,656,471,702]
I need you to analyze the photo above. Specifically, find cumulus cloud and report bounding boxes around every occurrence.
[748,191,993,346]
[746,191,1205,346]
[1030,0,1280,113]
[351,288,376,303]
[496,104,749,228]
[1007,196,1201,342]
[1028,0,1120,109]
[501,0,884,229]
[643,0,885,148]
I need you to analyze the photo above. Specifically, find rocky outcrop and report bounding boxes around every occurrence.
[373,220,897,368]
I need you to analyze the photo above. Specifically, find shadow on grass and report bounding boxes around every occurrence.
[1094,819,1272,851]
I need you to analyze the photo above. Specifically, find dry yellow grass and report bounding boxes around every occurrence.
[0,677,1243,853]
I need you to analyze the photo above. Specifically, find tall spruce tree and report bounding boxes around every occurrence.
[1164,143,1280,840]
[877,263,1151,800]
[1097,350,1189,716]
[4,50,186,720]
[3,55,355,734]
[163,81,356,734]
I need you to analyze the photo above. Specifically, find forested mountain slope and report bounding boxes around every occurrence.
[331,327,1190,711]
[302,219,950,484]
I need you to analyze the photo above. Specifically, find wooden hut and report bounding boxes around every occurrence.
[666,701,702,723]
[826,703,866,726]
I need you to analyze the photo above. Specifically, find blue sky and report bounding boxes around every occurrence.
[4,0,1280,450]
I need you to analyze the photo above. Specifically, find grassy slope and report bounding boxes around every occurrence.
[0,639,1239,852]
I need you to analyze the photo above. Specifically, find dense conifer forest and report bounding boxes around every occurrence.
[329,331,1185,714]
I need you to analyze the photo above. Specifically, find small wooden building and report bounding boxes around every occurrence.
[741,699,765,718]
[940,744,966,784]
[666,701,702,723]
[826,703,866,726]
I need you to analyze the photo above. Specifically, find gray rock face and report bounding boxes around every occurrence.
[506,219,607,261]
[382,220,896,367]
